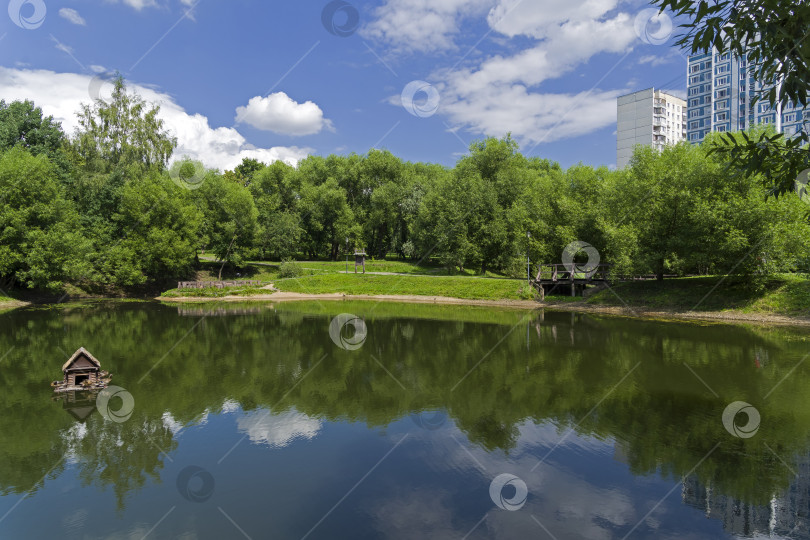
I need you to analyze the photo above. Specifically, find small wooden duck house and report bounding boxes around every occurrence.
[53,348,110,392]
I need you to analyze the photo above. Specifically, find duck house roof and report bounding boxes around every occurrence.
[62,347,101,372]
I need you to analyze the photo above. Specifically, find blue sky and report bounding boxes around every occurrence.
[1,0,687,170]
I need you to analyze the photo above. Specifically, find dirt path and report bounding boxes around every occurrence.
[158,291,810,327]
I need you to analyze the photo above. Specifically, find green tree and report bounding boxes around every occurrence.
[0,100,65,157]
[117,172,202,282]
[250,160,302,259]
[298,178,357,260]
[194,173,258,276]
[73,77,176,174]
[233,157,266,186]
[0,147,91,291]
[622,144,719,279]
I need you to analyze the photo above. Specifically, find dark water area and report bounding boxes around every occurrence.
[0,300,809,539]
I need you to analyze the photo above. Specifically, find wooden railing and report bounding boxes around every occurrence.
[534,264,611,282]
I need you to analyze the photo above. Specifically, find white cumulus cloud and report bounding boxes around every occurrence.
[0,67,311,170]
[105,0,158,10]
[372,0,640,145]
[487,0,619,39]
[362,0,491,53]
[234,92,333,136]
[59,8,86,25]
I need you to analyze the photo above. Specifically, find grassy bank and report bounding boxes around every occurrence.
[0,293,29,312]
[585,274,810,318]
[161,272,532,301]
[273,273,531,299]
[158,272,810,323]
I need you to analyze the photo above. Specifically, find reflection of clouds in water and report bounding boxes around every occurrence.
[512,420,612,456]
[378,419,637,539]
[61,508,88,537]
[221,398,240,414]
[370,488,458,539]
[237,408,321,448]
[161,412,185,434]
[161,410,209,434]
[63,422,88,464]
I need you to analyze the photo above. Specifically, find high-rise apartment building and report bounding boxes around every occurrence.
[617,88,687,168]
[686,48,808,143]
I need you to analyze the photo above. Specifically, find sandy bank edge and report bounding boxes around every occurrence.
[157,291,810,327]
[0,300,29,311]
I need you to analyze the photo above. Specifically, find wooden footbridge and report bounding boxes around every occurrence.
[531,263,611,299]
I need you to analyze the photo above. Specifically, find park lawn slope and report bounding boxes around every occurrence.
[273,273,529,300]
[585,275,810,318]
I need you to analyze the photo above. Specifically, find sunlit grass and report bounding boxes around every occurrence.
[273,273,530,300]
[587,274,810,316]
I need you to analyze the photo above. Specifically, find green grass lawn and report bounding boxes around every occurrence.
[273,273,530,300]
[161,264,810,320]
[586,274,810,317]
[161,272,532,301]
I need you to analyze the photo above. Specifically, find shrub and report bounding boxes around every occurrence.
[278,258,302,279]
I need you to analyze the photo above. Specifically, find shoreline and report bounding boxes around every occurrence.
[157,291,810,327]
[0,299,29,311]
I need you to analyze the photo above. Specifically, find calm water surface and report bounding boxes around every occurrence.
[1,300,809,539]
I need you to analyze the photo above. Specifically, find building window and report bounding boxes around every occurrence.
[784,113,796,123]
[716,76,729,86]
[717,125,727,132]
[716,112,728,121]
[716,89,728,98]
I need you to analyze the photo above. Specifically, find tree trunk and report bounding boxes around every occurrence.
[219,234,238,280]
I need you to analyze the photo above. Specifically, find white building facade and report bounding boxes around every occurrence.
[617,88,687,168]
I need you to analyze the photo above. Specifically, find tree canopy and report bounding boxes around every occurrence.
[0,85,808,293]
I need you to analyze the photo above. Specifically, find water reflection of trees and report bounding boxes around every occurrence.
[0,301,808,511]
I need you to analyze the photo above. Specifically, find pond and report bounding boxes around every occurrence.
[0,300,809,539]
